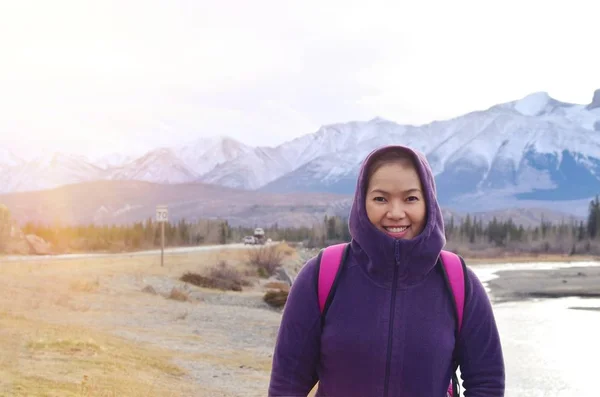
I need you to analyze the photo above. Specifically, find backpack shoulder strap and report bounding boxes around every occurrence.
[440,250,467,397]
[317,243,348,314]
[439,250,466,332]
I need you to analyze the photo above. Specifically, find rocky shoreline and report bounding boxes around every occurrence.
[485,265,600,308]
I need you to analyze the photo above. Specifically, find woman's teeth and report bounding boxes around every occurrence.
[385,226,409,233]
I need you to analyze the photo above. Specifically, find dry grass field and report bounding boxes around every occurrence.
[0,243,300,397]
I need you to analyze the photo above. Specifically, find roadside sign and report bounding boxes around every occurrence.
[156,206,168,223]
[156,205,168,266]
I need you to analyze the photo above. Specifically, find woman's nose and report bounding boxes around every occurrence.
[386,203,406,219]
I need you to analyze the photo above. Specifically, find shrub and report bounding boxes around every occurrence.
[180,261,250,291]
[247,246,284,278]
[263,290,288,308]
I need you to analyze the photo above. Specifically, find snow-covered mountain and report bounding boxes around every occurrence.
[2,89,600,216]
[108,148,198,184]
[258,90,600,213]
[1,136,254,192]
[201,118,421,189]
[175,136,254,175]
[0,152,106,194]
[201,146,291,189]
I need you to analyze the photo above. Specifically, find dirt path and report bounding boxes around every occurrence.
[0,244,304,397]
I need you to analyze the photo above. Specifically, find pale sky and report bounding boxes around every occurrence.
[0,0,599,160]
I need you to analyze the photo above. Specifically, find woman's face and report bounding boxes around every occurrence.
[365,159,427,240]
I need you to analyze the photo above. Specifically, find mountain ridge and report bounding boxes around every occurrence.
[2,89,600,218]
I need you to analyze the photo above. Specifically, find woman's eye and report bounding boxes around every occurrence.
[373,197,386,202]
[407,196,419,202]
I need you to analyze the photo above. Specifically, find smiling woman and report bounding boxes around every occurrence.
[365,148,427,240]
[268,145,505,397]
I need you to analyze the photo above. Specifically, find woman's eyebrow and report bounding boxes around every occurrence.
[369,188,389,195]
[368,188,422,194]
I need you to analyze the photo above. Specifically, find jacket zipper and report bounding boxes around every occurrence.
[383,241,400,397]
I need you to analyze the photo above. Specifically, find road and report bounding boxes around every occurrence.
[0,242,275,262]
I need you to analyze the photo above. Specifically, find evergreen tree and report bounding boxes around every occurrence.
[587,195,600,239]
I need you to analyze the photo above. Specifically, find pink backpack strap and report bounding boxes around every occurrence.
[440,250,465,333]
[317,243,348,314]
[440,250,466,397]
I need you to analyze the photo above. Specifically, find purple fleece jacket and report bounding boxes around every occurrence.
[268,145,505,397]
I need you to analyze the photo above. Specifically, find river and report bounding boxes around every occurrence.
[471,260,600,397]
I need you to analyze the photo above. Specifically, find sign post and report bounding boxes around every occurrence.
[156,205,168,267]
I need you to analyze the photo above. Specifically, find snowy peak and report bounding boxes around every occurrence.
[139,148,179,164]
[200,145,290,189]
[513,92,553,116]
[277,117,407,168]
[109,148,197,184]
[175,135,253,175]
[1,151,105,193]
[219,136,252,157]
[508,89,600,118]
[510,91,577,116]
[206,117,406,189]
[587,89,600,110]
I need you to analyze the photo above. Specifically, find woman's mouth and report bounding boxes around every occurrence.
[383,225,410,237]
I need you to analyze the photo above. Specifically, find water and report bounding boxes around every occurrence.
[471,261,600,397]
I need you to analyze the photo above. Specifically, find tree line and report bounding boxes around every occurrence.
[17,196,600,257]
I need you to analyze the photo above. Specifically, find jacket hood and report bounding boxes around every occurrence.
[348,145,446,286]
